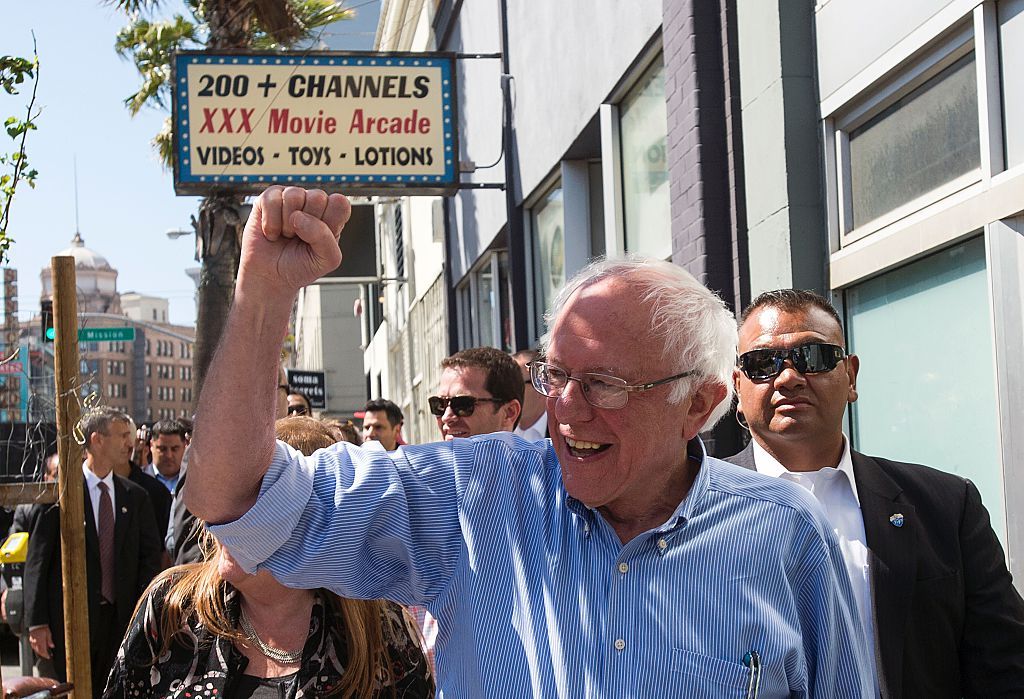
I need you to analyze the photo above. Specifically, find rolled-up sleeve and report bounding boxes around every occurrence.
[209,437,470,606]
[208,440,316,573]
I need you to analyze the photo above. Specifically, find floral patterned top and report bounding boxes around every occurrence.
[102,580,434,698]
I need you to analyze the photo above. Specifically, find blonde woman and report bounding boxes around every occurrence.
[103,417,432,698]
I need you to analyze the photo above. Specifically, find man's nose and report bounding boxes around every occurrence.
[774,359,807,387]
[553,378,592,422]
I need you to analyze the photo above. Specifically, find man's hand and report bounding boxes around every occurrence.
[29,625,54,659]
[238,186,351,295]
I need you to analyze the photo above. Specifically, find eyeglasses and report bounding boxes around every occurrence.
[737,342,846,381]
[287,405,309,415]
[428,395,508,417]
[528,360,694,410]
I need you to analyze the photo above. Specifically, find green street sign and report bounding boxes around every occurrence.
[77,327,136,342]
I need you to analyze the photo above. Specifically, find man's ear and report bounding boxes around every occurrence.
[846,354,860,404]
[732,367,744,414]
[504,399,522,429]
[683,381,728,441]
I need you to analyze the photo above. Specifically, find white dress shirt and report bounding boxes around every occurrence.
[513,411,547,442]
[82,463,117,535]
[752,438,878,692]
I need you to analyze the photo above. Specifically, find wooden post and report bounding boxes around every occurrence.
[51,256,91,699]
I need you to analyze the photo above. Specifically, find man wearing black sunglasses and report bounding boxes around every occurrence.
[729,289,1024,699]
[430,347,523,441]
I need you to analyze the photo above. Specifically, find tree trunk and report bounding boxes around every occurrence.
[192,192,244,410]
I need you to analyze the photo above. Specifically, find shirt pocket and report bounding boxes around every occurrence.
[671,648,750,696]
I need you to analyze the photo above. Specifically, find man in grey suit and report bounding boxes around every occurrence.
[728,288,1024,698]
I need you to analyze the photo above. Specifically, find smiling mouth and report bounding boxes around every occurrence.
[565,437,611,459]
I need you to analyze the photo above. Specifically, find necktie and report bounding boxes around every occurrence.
[97,481,116,604]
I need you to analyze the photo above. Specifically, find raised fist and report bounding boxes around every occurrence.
[238,186,352,295]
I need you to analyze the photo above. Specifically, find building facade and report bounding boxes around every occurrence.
[805,0,1024,577]
[370,0,746,451]
[24,234,195,425]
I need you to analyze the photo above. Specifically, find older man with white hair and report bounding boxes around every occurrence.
[185,186,872,697]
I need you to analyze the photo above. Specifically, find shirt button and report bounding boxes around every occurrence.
[614,638,625,651]
[657,538,668,551]
[617,562,628,574]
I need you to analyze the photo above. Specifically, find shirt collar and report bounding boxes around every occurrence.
[565,437,710,532]
[82,462,115,491]
[750,436,860,506]
[516,411,547,439]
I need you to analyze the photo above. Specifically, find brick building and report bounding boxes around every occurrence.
[28,233,195,424]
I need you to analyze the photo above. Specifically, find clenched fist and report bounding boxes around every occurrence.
[238,186,352,295]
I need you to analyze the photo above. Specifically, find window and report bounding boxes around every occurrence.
[619,59,670,258]
[530,184,565,323]
[394,203,405,280]
[846,235,1005,542]
[457,251,513,351]
[847,53,980,229]
[999,0,1024,167]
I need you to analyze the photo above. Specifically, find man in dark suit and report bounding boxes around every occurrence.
[110,421,171,547]
[24,407,163,696]
[728,288,1024,698]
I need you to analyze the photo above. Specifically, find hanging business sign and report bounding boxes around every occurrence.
[286,369,327,409]
[172,51,459,196]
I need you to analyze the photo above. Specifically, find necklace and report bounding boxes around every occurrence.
[238,606,303,663]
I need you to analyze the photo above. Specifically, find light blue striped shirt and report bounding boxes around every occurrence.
[210,434,872,698]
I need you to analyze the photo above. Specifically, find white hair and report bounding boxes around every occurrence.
[540,256,737,429]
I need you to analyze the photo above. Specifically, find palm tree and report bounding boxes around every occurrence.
[110,0,351,406]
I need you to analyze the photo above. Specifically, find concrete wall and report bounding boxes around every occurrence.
[296,284,366,417]
[736,0,826,295]
[816,0,954,104]
[445,0,662,281]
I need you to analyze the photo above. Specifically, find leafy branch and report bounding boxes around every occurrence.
[0,35,41,264]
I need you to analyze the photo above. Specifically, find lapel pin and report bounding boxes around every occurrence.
[889,512,905,528]
[121,506,128,514]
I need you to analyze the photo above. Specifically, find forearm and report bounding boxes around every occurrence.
[186,284,293,524]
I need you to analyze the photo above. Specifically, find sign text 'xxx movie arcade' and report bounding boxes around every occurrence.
[172,51,458,196]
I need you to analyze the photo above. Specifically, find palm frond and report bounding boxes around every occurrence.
[251,0,353,49]
[115,15,200,114]
[154,116,174,170]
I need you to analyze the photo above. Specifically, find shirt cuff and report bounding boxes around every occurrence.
[207,440,315,574]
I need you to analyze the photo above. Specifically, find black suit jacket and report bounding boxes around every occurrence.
[23,474,163,678]
[726,443,1024,698]
[127,462,171,544]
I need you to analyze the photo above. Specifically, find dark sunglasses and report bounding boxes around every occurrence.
[287,405,309,415]
[738,342,846,381]
[428,395,507,417]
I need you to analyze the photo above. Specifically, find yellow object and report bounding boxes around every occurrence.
[0,532,28,564]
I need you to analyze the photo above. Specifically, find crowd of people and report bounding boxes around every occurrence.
[8,185,1024,698]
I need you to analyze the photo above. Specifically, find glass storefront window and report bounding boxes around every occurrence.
[846,235,1005,543]
[848,53,980,228]
[531,185,565,323]
[620,59,670,258]
[999,0,1024,168]
[476,264,495,349]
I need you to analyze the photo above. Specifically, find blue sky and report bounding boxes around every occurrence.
[3,1,380,327]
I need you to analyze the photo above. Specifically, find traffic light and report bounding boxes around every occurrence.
[40,299,54,342]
